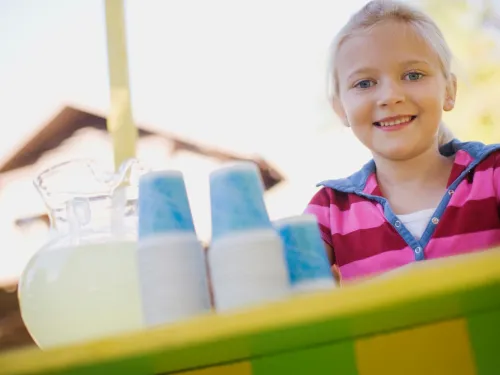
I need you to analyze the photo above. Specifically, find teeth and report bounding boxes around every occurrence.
[379,116,412,127]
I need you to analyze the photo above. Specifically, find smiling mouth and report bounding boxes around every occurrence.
[373,116,417,127]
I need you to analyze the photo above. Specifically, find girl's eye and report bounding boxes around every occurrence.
[404,72,424,81]
[354,79,375,89]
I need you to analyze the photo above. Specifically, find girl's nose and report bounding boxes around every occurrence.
[376,80,405,107]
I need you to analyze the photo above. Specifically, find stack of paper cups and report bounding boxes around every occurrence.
[136,170,211,327]
[208,162,290,312]
[274,214,336,292]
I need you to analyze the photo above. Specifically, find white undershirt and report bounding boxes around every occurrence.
[397,208,436,240]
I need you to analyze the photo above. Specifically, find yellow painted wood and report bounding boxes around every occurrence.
[104,0,138,170]
[355,319,477,375]
[175,361,252,375]
[1,249,499,375]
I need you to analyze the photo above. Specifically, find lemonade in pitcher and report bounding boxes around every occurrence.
[18,159,148,349]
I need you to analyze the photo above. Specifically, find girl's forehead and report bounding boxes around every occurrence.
[335,21,440,75]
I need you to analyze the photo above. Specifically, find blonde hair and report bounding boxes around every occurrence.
[327,0,455,144]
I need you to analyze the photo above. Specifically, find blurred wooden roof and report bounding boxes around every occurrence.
[0,283,34,352]
[0,106,285,190]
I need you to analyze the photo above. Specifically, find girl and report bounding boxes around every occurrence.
[305,0,500,282]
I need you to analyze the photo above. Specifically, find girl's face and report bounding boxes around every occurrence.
[333,20,456,161]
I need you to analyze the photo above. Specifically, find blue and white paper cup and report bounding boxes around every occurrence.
[275,214,335,292]
[208,162,290,311]
[137,170,211,326]
[138,170,196,240]
[209,162,272,241]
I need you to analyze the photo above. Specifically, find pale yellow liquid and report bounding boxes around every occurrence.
[18,240,143,349]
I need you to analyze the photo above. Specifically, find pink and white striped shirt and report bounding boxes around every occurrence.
[305,140,500,281]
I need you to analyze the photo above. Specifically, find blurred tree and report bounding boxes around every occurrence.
[479,0,500,31]
[420,0,500,143]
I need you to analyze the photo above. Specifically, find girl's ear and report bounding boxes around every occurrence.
[332,96,349,127]
[444,73,457,112]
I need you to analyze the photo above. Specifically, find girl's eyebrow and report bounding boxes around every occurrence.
[346,67,377,81]
[399,59,431,67]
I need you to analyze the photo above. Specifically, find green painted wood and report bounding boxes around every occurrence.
[467,309,500,375]
[251,342,358,375]
[48,355,152,375]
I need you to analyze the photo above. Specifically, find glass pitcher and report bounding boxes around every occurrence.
[18,158,149,349]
